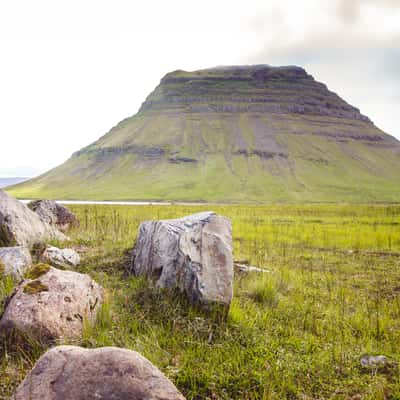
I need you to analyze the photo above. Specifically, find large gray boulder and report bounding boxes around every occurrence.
[0,266,103,342]
[0,246,32,279]
[130,211,233,307]
[28,199,79,232]
[0,190,66,248]
[11,345,186,400]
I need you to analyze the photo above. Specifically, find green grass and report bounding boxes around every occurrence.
[7,110,400,203]
[1,204,400,399]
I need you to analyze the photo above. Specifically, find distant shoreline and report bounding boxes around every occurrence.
[16,199,400,206]
[0,177,30,189]
[18,199,205,206]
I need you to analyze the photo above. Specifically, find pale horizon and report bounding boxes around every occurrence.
[1,0,399,177]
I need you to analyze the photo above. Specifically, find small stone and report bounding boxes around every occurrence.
[40,246,80,268]
[234,263,271,274]
[0,247,32,279]
[360,355,389,369]
[28,200,79,232]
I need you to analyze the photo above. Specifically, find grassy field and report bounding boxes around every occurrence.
[1,204,400,399]
[9,122,400,203]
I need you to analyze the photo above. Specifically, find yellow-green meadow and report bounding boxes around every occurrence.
[1,203,400,399]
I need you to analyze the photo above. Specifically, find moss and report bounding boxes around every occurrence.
[31,241,47,262]
[25,264,51,280]
[0,259,5,275]
[23,280,49,295]
[0,223,15,247]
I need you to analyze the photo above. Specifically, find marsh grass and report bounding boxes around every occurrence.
[1,204,400,399]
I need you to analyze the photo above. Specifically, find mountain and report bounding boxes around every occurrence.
[0,177,29,189]
[8,65,400,202]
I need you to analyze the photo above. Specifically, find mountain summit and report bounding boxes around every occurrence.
[9,65,400,202]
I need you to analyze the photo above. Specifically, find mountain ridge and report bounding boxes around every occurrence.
[8,65,400,202]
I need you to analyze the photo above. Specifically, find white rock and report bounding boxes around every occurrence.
[130,211,233,307]
[40,246,80,268]
[0,190,66,248]
[234,263,271,273]
[0,246,32,279]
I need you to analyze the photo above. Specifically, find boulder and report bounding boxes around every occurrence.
[130,211,233,307]
[0,246,32,279]
[40,245,80,268]
[0,190,66,248]
[11,345,186,400]
[28,199,79,232]
[0,266,103,342]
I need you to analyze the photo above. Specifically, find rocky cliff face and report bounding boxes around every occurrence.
[8,65,400,202]
[140,65,370,122]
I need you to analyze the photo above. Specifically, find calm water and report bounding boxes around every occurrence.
[19,200,209,206]
[19,200,172,205]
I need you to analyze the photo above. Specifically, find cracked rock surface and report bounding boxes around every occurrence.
[130,211,233,307]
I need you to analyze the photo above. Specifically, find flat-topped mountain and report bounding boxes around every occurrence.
[8,65,400,202]
[141,65,371,122]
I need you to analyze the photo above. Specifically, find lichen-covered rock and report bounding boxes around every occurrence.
[0,267,103,342]
[130,211,233,307]
[40,246,80,268]
[0,190,66,248]
[11,345,186,400]
[0,247,32,279]
[28,199,79,232]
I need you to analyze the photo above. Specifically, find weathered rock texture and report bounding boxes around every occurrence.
[0,247,32,279]
[40,246,80,268]
[8,65,400,202]
[0,267,103,342]
[130,212,233,306]
[11,345,186,400]
[0,190,66,247]
[28,199,79,232]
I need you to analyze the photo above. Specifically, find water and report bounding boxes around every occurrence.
[19,200,207,206]
[0,177,29,188]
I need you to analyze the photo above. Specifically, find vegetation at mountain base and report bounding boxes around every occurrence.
[1,203,400,399]
[8,65,400,202]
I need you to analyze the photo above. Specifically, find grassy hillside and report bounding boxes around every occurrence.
[8,65,400,202]
[2,204,400,399]
[8,115,400,202]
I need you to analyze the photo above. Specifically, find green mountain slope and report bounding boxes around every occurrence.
[8,65,400,202]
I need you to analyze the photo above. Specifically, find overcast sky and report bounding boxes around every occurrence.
[1,0,399,177]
